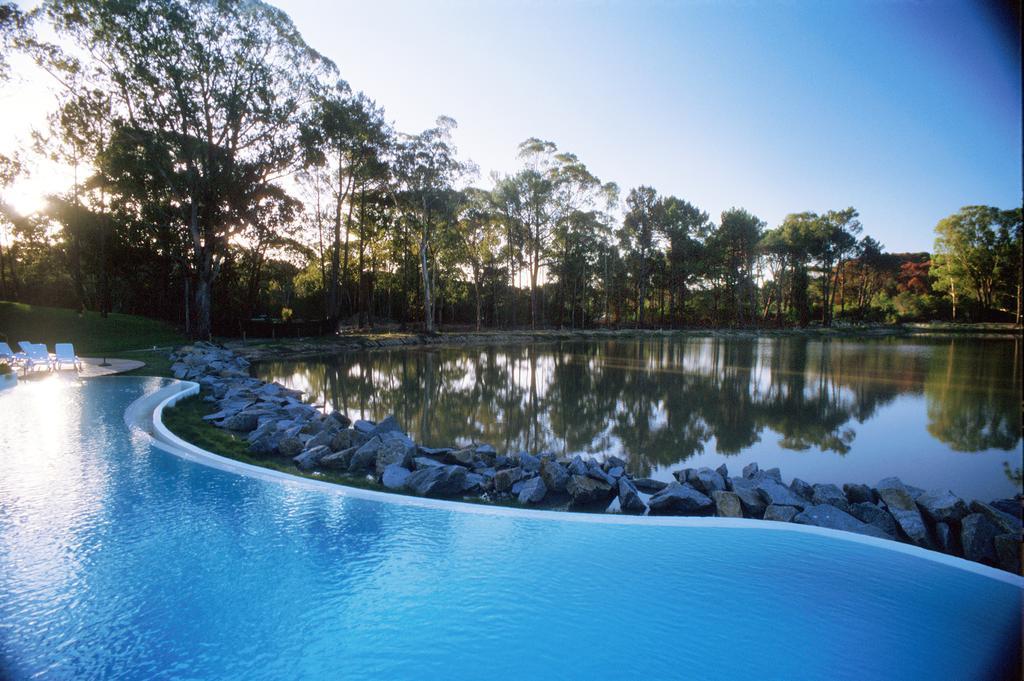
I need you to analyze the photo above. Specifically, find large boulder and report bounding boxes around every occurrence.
[617,477,646,514]
[330,429,354,452]
[754,477,807,510]
[568,455,589,477]
[517,476,547,505]
[222,412,259,432]
[370,415,402,436]
[293,445,330,471]
[811,484,850,513]
[741,462,759,479]
[789,478,814,502]
[843,483,876,505]
[540,460,569,493]
[960,513,1000,564]
[763,505,798,523]
[494,467,524,493]
[328,411,351,428]
[277,436,304,459]
[968,501,1023,537]
[567,474,614,508]
[404,465,468,498]
[633,478,668,494]
[381,464,411,490]
[729,479,767,518]
[648,483,714,516]
[320,446,356,470]
[347,436,383,473]
[444,448,476,467]
[994,534,1021,574]
[305,429,335,451]
[518,452,542,474]
[932,522,958,555]
[587,464,617,487]
[793,504,892,539]
[848,502,898,538]
[711,490,743,518]
[876,477,932,548]
[915,490,969,524]
[690,467,726,495]
[374,438,415,476]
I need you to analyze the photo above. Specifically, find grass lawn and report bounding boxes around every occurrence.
[0,301,185,355]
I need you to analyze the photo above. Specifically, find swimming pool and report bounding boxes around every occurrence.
[1,377,1020,680]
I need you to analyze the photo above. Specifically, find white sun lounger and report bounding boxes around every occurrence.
[0,342,17,363]
[53,343,83,371]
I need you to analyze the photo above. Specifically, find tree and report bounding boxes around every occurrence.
[932,206,1019,321]
[41,0,332,338]
[707,208,764,326]
[618,186,662,327]
[455,188,501,331]
[660,196,709,326]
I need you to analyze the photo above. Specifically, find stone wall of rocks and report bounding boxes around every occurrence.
[168,342,1022,575]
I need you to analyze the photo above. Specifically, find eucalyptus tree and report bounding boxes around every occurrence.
[455,188,501,330]
[660,196,708,326]
[301,84,391,319]
[392,117,464,333]
[39,0,333,338]
[707,208,765,326]
[618,186,663,327]
[815,208,862,326]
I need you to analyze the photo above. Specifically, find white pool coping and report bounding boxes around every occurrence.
[122,377,1023,588]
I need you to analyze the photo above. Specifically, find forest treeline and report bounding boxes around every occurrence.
[0,0,1021,338]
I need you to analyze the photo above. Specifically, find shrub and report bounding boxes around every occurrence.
[281,307,294,322]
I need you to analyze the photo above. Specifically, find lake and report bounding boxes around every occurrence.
[257,336,1022,502]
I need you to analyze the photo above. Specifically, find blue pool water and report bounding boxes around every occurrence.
[1,377,1020,680]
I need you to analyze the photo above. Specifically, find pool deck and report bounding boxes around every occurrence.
[79,357,145,377]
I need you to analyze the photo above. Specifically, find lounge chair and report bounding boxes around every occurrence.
[0,342,17,363]
[18,342,52,372]
[53,343,82,371]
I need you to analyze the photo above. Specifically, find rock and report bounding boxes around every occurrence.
[742,462,759,479]
[374,438,415,476]
[518,452,541,473]
[320,446,356,470]
[960,513,1000,564]
[848,502,898,538]
[462,473,486,493]
[587,464,617,486]
[404,465,468,498]
[759,467,782,483]
[915,490,969,524]
[223,412,259,432]
[353,419,376,435]
[381,464,411,489]
[517,476,547,504]
[648,483,714,516]
[568,455,589,477]
[843,483,875,505]
[328,411,351,428]
[413,456,444,469]
[876,477,932,548]
[715,463,728,479]
[932,522,958,555]
[672,468,692,484]
[729,479,767,518]
[444,447,476,467]
[811,484,850,512]
[604,455,627,471]
[347,436,383,473]
[370,415,402,436]
[305,429,334,451]
[690,467,726,495]
[790,478,814,502]
[607,466,625,479]
[711,490,743,518]
[494,467,524,493]
[754,478,807,510]
[763,505,798,523]
[617,477,646,514]
[419,445,453,458]
[990,498,1022,521]
[567,474,614,507]
[968,501,1023,537]
[633,478,668,493]
[475,444,497,457]
[330,429,353,452]
[994,534,1021,574]
[293,445,330,471]
[793,504,892,539]
[277,436,304,458]
[540,460,569,493]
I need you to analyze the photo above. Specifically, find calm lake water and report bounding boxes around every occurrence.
[258,336,1023,502]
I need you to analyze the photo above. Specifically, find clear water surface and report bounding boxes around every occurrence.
[259,336,1023,502]
[0,377,1020,680]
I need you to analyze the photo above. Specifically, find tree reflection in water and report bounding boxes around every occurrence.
[259,337,1022,481]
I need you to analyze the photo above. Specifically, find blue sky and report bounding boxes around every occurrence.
[277,0,1020,253]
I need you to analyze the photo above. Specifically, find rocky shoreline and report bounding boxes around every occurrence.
[169,342,1023,575]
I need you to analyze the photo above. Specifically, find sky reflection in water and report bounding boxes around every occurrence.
[259,336,1022,501]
